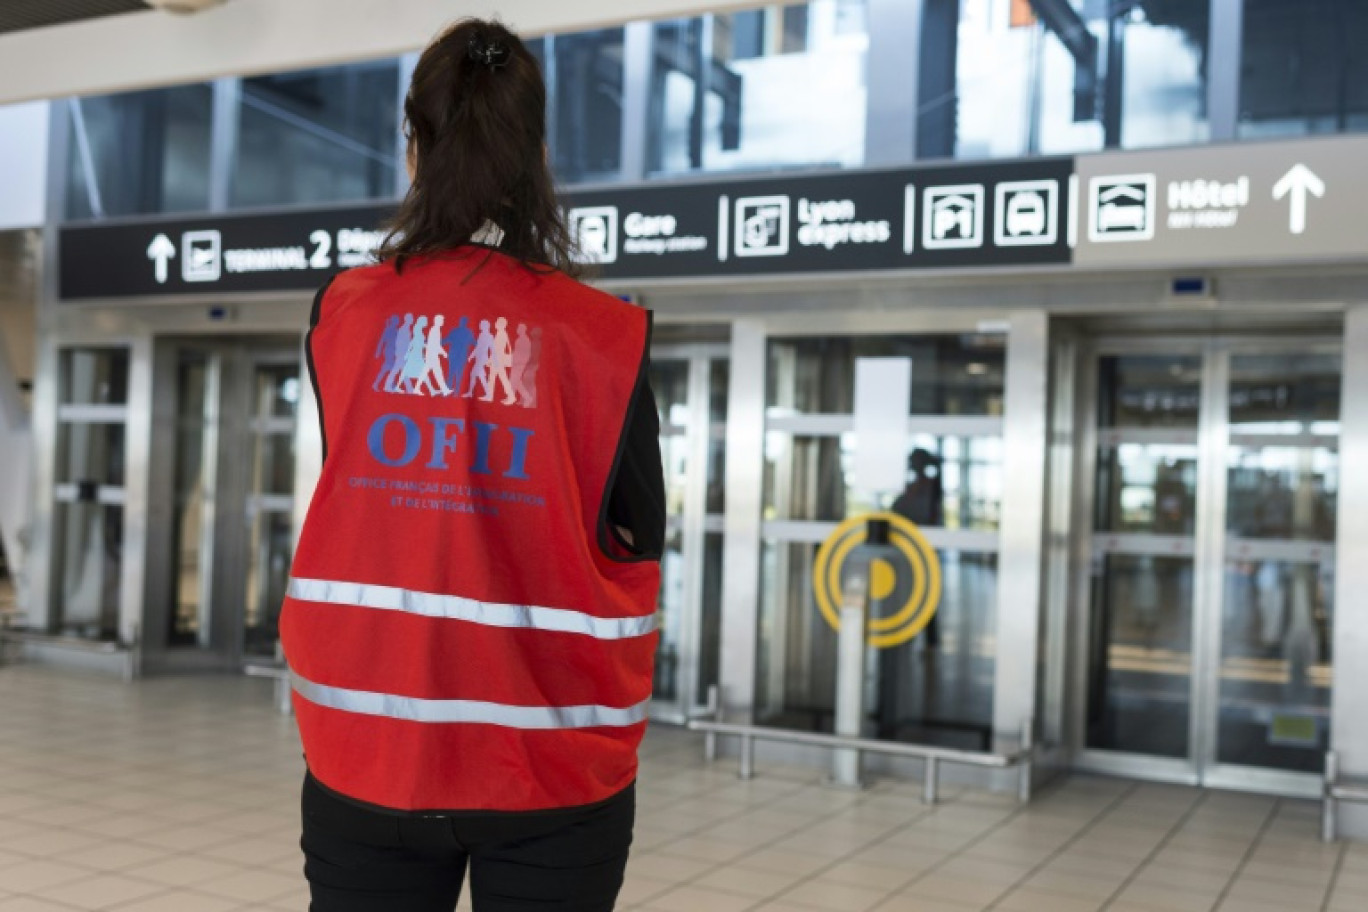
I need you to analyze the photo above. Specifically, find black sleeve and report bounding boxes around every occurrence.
[305,276,336,462]
[606,381,666,560]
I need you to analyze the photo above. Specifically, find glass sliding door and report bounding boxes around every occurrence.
[1079,340,1340,793]
[164,342,300,665]
[758,332,1007,749]
[52,348,131,641]
[649,347,728,721]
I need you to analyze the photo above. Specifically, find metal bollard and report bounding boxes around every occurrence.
[1323,751,1338,843]
[923,756,939,805]
[739,733,755,780]
[1018,718,1035,804]
[704,686,719,763]
[831,568,868,788]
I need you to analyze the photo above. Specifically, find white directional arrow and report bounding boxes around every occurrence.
[146,233,176,284]
[1272,163,1325,235]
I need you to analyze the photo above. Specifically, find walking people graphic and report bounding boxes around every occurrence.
[511,324,537,408]
[399,316,429,393]
[442,316,476,394]
[523,327,543,408]
[381,314,415,392]
[413,315,452,396]
[488,317,518,405]
[372,313,540,407]
[372,315,402,391]
[464,320,496,400]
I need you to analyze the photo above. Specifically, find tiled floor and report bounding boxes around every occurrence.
[0,664,1365,912]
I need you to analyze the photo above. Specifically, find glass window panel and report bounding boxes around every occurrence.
[757,541,996,745]
[654,526,686,701]
[233,61,400,208]
[1097,355,1202,429]
[648,2,869,176]
[766,335,1007,416]
[65,84,212,220]
[1228,446,1337,542]
[1085,554,1193,757]
[535,29,626,183]
[171,424,208,645]
[1094,443,1198,536]
[1218,560,1332,771]
[648,361,690,428]
[243,511,294,657]
[1229,353,1342,431]
[252,435,296,498]
[764,433,1002,528]
[1239,0,1368,139]
[659,433,690,517]
[53,503,123,641]
[55,423,126,487]
[707,359,730,514]
[60,348,130,406]
[255,365,301,420]
[697,531,725,704]
[924,0,1209,160]
[171,355,209,647]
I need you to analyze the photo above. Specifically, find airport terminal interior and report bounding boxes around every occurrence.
[3,0,1368,909]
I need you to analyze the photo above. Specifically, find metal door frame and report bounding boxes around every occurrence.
[161,338,300,667]
[1072,334,1341,797]
[712,306,1050,760]
[650,342,727,722]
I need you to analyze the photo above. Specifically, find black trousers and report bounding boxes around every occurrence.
[300,774,635,912]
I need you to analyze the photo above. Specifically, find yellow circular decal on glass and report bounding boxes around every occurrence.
[812,512,942,649]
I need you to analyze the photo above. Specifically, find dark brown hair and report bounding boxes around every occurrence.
[380,18,579,276]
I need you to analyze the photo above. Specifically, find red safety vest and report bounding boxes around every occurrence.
[280,248,660,813]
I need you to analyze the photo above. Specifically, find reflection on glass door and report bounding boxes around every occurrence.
[759,333,1008,749]
[167,343,299,663]
[1087,355,1201,759]
[53,348,130,641]
[649,349,727,721]
[1083,343,1340,789]
[1219,354,1338,773]
[243,363,299,657]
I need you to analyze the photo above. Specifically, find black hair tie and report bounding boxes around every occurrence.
[468,33,511,70]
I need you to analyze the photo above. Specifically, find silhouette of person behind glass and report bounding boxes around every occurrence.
[892,448,944,648]
[464,320,495,399]
[442,316,476,395]
[383,314,415,392]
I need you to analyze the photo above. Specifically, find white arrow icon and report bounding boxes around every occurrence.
[147,233,176,284]
[1273,163,1325,235]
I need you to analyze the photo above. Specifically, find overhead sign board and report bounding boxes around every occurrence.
[58,159,1073,301]
[1074,135,1368,268]
[56,135,1368,302]
[60,206,392,300]
[562,158,1074,280]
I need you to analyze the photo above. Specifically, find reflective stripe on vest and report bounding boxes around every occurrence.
[291,671,650,729]
[287,577,657,640]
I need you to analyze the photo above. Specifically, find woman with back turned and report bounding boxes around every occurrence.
[279,18,665,912]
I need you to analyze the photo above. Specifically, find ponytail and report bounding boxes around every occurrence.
[380,19,579,277]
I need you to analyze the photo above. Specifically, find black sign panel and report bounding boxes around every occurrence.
[564,158,1073,279]
[59,158,1074,301]
[60,205,394,300]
